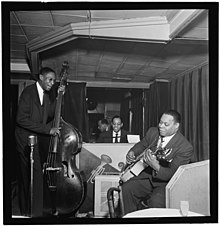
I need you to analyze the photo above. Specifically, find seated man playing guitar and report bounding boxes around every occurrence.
[120,109,193,215]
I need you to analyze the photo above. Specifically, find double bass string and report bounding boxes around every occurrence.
[46,138,53,188]
[46,71,63,189]
[47,134,57,188]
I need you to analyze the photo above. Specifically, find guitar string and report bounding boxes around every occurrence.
[136,136,159,160]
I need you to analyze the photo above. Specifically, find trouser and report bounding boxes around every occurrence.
[121,171,166,215]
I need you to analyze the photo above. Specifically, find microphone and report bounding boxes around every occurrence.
[28,135,37,147]
[28,135,37,217]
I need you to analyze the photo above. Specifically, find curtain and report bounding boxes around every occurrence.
[146,64,209,161]
[170,64,209,161]
[147,81,171,128]
[61,82,89,142]
[120,89,145,138]
[130,89,144,138]
[120,97,130,132]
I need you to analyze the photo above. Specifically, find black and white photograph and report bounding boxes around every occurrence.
[2,1,218,225]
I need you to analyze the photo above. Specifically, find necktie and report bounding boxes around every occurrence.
[158,137,164,149]
[115,133,118,143]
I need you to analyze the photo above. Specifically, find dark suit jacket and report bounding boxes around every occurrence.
[129,127,193,186]
[96,129,129,143]
[15,83,55,153]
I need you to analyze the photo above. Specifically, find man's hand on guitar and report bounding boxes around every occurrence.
[143,149,160,172]
[126,150,136,164]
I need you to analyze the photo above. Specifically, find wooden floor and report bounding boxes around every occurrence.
[11,181,95,218]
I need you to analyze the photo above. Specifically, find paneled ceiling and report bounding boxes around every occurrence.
[10,7,209,87]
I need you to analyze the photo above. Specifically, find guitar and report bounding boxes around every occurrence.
[120,147,172,183]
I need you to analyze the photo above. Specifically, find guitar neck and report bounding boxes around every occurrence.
[135,151,145,161]
[135,146,158,161]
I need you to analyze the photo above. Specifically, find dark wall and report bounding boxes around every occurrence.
[10,84,19,182]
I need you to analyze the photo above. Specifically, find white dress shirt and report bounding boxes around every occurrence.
[36,81,44,105]
[113,131,121,143]
[158,134,175,148]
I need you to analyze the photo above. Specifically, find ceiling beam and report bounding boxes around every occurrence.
[75,17,170,42]
[10,78,150,89]
[26,16,170,55]
[169,9,206,39]
[26,10,205,56]
[11,62,30,72]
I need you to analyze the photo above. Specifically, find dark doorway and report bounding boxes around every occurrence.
[86,87,146,139]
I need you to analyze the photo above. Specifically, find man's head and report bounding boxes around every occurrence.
[98,119,109,132]
[38,67,56,91]
[158,110,181,137]
[111,115,123,133]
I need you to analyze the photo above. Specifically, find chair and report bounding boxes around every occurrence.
[107,160,210,217]
[166,160,209,215]
[107,187,122,218]
[107,182,148,218]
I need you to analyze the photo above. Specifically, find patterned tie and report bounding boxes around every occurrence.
[158,137,164,149]
[115,133,118,143]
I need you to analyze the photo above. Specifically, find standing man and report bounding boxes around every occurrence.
[15,67,65,217]
[97,115,129,143]
[121,110,193,215]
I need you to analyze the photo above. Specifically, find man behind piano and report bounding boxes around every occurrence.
[96,115,129,143]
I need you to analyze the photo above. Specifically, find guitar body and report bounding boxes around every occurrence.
[120,159,148,183]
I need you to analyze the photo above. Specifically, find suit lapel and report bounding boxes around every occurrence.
[32,84,44,118]
[149,129,160,149]
[42,93,50,124]
[164,131,181,150]
[33,83,41,105]
[32,83,43,116]
[120,130,124,142]
[111,131,114,143]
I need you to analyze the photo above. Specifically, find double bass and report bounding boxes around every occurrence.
[43,61,86,217]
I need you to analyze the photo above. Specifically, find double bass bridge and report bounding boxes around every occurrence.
[45,166,62,172]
